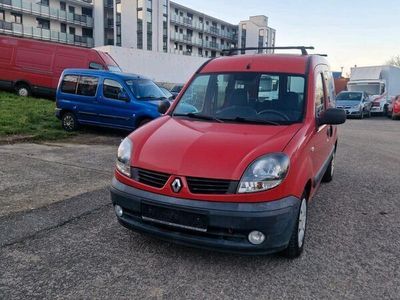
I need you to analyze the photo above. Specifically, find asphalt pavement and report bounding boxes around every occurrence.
[0,117,399,299]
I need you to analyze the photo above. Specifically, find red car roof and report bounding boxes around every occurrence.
[201,54,324,75]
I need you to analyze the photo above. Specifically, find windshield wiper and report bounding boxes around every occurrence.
[173,113,224,123]
[220,117,280,125]
[138,96,167,100]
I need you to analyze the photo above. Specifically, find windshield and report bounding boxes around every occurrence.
[172,73,306,124]
[108,65,122,72]
[348,83,380,95]
[336,92,362,101]
[125,79,166,100]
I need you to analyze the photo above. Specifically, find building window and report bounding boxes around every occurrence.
[69,6,75,14]
[162,0,168,53]
[198,48,203,56]
[258,29,264,53]
[82,27,93,38]
[69,27,75,35]
[179,45,182,51]
[37,18,50,30]
[40,0,49,6]
[241,23,247,53]
[0,10,5,21]
[137,5,143,49]
[146,0,152,51]
[82,7,93,17]
[11,13,22,24]
[60,1,66,11]
[61,23,67,33]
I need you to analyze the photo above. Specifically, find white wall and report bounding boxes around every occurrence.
[95,45,208,84]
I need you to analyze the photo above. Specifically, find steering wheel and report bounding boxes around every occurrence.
[257,109,290,121]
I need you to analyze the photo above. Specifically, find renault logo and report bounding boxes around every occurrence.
[171,178,182,193]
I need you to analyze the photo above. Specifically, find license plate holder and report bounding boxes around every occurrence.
[141,203,208,232]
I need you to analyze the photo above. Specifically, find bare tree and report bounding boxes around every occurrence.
[386,55,400,66]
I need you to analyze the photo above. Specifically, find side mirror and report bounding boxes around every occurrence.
[318,108,346,126]
[118,92,129,101]
[172,94,177,100]
[158,100,171,114]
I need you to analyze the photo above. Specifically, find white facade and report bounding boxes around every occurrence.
[0,0,94,47]
[238,15,276,54]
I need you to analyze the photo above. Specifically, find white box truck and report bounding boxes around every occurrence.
[347,65,400,114]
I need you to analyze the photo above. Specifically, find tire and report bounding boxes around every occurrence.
[281,195,307,258]
[322,150,335,183]
[16,84,31,97]
[368,110,371,118]
[61,112,79,132]
[359,110,364,119]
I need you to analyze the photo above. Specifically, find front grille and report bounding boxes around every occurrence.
[132,168,170,188]
[186,177,238,194]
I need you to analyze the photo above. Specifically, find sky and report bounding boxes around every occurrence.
[176,0,400,75]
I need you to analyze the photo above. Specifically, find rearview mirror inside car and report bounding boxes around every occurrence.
[318,108,346,126]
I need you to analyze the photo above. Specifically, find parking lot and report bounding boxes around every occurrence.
[0,117,399,299]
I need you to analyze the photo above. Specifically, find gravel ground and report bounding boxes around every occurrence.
[0,117,399,299]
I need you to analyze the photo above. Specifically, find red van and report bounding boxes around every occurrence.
[110,47,346,258]
[0,35,120,97]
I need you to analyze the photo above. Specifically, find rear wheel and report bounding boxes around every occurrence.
[16,84,31,97]
[61,112,79,132]
[359,109,364,119]
[322,151,335,183]
[281,195,307,258]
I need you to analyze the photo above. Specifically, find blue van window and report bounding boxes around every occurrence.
[76,76,98,97]
[103,79,125,100]
[125,79,165,100]
[61,75,78,94]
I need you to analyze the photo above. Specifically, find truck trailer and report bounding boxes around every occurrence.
[347,65,400,114]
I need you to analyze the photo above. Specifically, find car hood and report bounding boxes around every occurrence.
[336,100,360,107]
[131,116,302,180]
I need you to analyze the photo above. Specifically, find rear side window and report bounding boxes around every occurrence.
[315,73,325,116]
[61,75,79,94]
[76,76,98,97]
[103,79,124,100]
[89,62,104,70]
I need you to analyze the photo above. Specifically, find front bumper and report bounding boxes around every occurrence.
[111,178,300,255]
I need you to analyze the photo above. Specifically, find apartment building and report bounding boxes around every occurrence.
[0,0,94,47]
[239,15,276,54]
[94,0,276,58]
[0,0,276,57]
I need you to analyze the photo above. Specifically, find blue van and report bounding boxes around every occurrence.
[55,69,169,131]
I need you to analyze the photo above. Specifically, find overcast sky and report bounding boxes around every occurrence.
[176,0,400,75]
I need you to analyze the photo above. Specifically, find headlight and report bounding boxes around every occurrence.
[116,138,132,177]
[353,104,361,109]
[238,153,289,193]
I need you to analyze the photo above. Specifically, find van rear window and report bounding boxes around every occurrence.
[61,75,78,94]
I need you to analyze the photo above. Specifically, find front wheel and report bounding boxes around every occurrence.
[281,196,307,258]
[16,84,31,97]
[61,112,79,132]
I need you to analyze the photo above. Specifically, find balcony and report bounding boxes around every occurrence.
[0,20,94,47]
[0,0,94,27]
[170,14,203,31]
[171,33,227,51]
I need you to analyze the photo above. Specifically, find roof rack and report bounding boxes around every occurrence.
[221,46,315,56]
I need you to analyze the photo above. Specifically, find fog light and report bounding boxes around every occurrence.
[248,231,265,245]
[114,205,123,217]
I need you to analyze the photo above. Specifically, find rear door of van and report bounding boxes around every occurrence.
[97,77,135,129]
[59,74,100,125]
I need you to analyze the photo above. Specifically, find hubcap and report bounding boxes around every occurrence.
[298,198,307,247]
[331,152,335,176]
[63,115,74,129]
[19,88,28,97]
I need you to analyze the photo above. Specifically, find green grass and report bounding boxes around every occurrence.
[0,91,75,141]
